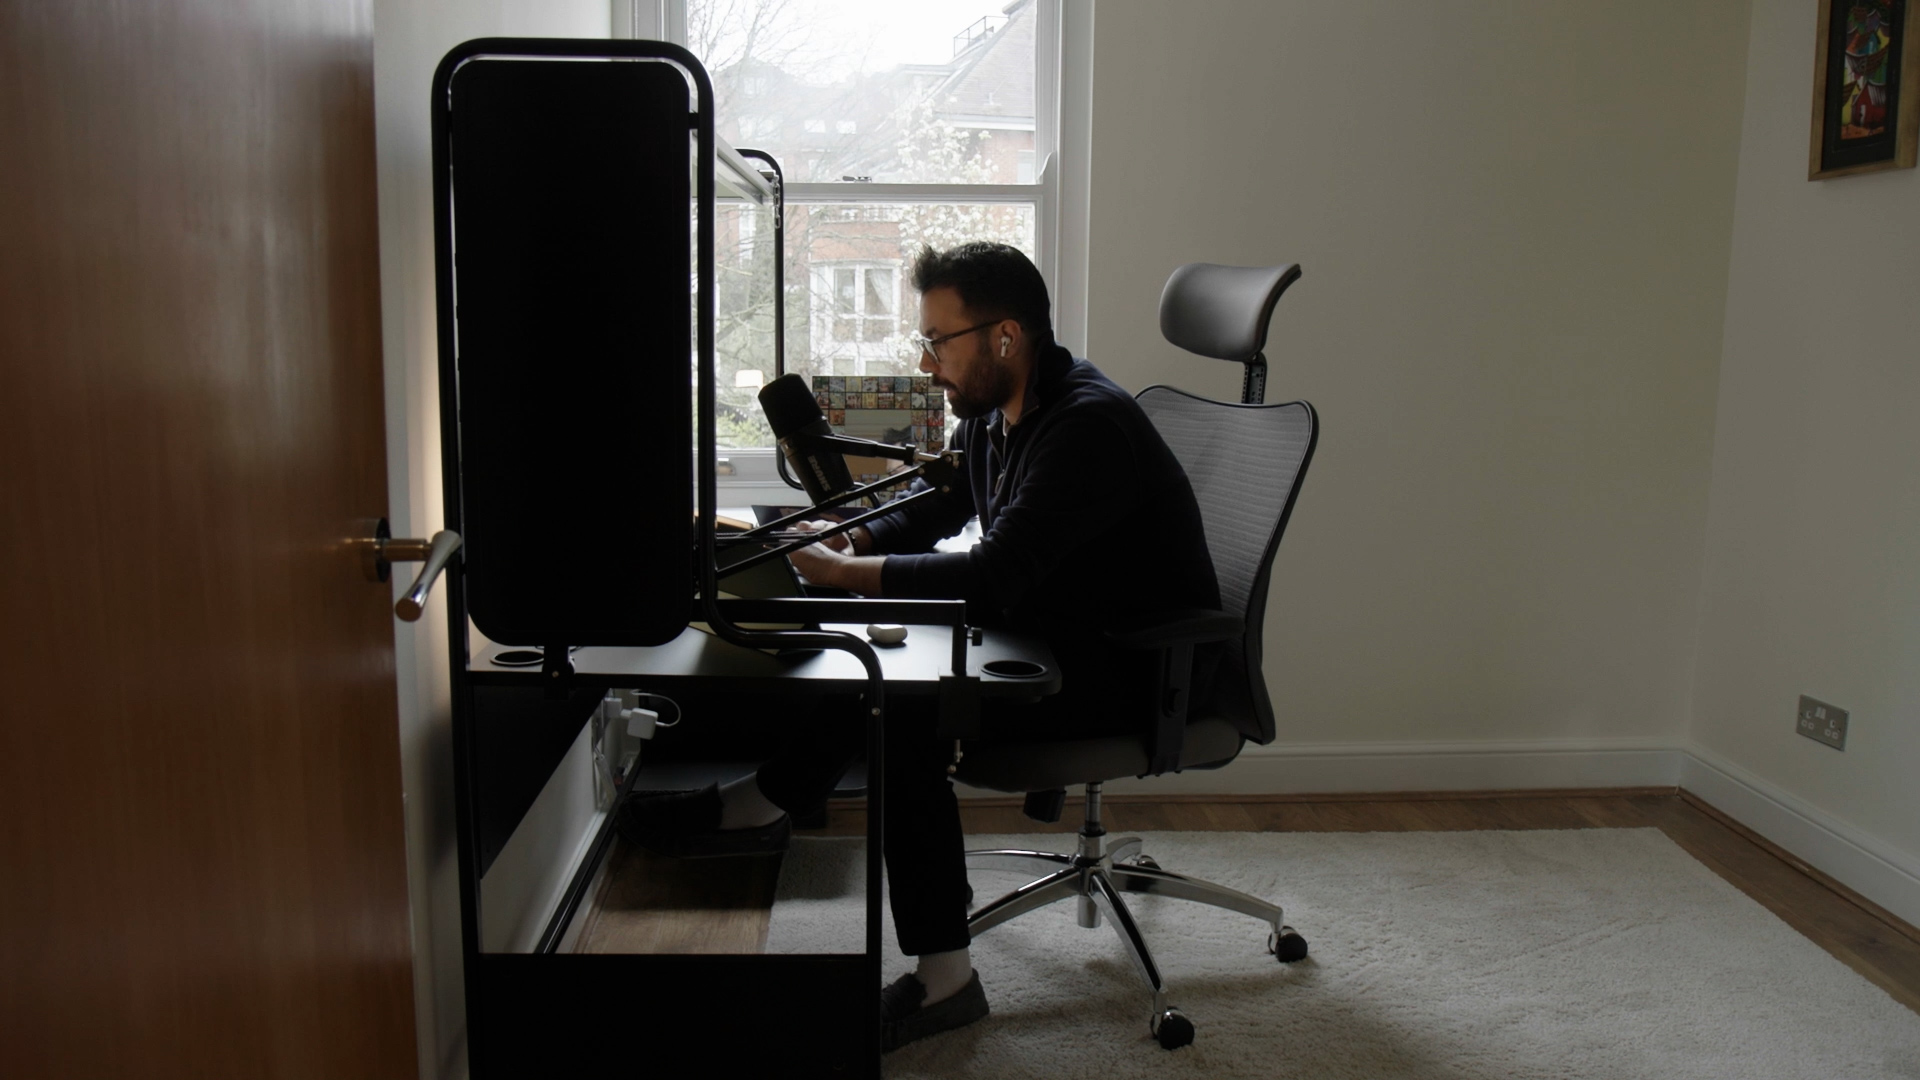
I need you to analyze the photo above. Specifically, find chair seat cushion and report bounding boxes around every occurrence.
[954,716,1245,794]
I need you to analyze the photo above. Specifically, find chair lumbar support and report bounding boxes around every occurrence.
[964,782,1308,1049]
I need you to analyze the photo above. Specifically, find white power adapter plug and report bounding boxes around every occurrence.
[600,693,662,740]
[625,706,660,739]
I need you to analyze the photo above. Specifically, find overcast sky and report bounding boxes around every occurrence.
[826,0,1009,68]
[700,0,1010,80]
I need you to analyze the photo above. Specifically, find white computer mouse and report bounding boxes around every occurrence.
[866,623,908,646]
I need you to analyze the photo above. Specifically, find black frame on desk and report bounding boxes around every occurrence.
[429,38,994,1077]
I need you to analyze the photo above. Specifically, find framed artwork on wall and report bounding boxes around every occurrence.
[1810,0,1920,179]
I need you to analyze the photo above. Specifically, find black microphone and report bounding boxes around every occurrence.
[758,373,856,505]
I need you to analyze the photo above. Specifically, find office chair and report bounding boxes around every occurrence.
[955,263,1313,1049]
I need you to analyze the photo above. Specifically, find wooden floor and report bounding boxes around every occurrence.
[572,789,1920,1015]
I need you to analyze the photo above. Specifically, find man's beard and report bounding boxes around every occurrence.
[937,357,1018,420]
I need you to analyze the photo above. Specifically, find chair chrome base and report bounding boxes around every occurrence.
[964,782,1304,1048]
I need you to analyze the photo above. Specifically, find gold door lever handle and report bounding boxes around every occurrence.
[360,519,463,622]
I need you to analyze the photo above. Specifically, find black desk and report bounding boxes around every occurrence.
[428,38,1038,1076]
[464,619,1059,884]
[471,622,1061,695]
[465,620,1059,885]
[457,618,1058,1078]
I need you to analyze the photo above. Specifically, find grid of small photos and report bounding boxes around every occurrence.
[812,375,946,499]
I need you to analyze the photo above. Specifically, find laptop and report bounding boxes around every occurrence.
[696,517,817,645]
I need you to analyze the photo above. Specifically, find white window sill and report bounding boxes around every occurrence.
[714,447,808,506]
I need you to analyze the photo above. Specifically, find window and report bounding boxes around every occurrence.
[812,263,898,372]
[621,0,1087,481]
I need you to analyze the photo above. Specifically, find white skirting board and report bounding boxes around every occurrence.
[954,737,1685,799]
[1679,747,1920,930]
[959,738,1920,931]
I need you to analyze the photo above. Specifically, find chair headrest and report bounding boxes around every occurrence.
[1158,262,1302,362]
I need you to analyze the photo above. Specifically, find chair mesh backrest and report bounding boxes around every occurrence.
[1139,386,1315,743]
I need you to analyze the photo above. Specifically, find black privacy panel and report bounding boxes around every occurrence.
[450,58,691,646]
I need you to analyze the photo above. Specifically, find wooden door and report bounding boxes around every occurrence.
[0,3,417,1078]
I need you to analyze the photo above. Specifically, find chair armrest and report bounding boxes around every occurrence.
[1100,609,1241,777]
[1103,608,1242,651]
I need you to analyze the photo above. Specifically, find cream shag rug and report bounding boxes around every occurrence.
[766,829,1920,1079]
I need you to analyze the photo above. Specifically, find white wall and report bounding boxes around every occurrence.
[1688,0,1920,877]
[1085,2,1751,760]
[373,3,611,1078]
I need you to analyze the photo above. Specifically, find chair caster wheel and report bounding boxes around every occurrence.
[1268,926,1308,963]
[1132,855,1160,870]
[1151,1008,1194,1050]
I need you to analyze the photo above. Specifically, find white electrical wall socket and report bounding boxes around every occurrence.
[1796,694,1849,751]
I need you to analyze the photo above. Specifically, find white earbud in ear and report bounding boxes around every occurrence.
[1000,336,1010,357]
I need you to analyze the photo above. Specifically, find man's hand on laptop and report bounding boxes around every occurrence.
[793,519,849,553]
[793,520,872,555]
[787,530,849,586]
[789,521,884,596]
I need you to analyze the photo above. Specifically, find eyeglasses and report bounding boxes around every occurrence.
[905,320,999,364]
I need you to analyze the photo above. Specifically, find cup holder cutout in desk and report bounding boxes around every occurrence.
[488,646,580,668]
[982,659,1048,679]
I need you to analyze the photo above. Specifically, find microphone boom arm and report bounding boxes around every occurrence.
[802,433,942,464]
[716,450,962,578]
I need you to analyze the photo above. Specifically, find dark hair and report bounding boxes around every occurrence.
[911,242,1053,348]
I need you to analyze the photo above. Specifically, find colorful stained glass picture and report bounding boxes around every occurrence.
[1843,3,1895,139]
[1811,0,1919,178]
[811,375,946,501]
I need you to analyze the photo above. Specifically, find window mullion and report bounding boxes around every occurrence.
[1035,0,1061,168]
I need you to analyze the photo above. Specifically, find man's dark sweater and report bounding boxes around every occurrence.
[865,343,1219,722]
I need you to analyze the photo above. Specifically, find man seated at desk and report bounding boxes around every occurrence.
[620,242,1219,1051]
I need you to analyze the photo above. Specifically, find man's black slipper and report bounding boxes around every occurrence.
[879,971,989,1052]
[615,783,790,859]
